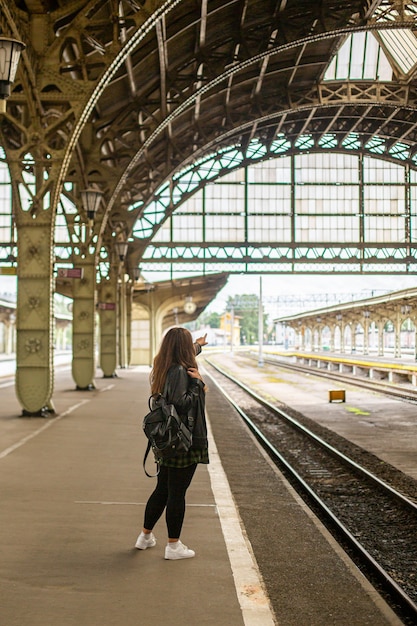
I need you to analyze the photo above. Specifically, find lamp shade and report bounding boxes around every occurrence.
[0,37,25,100]
[81,188,103,220]
[115,240,129,261]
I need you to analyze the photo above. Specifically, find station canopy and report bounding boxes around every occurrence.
[2,1,417,280]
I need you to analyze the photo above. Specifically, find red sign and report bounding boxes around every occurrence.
[57,267,83,279]
[98,302,116,310]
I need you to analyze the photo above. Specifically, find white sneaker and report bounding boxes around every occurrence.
[164,540,195,560]
[135,532,156,550]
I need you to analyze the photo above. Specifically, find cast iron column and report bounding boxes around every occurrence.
[98,267,118,378]
[71,254,97,390]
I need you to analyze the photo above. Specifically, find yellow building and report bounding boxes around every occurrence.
[220,312,241,347]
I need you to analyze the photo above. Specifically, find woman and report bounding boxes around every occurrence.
[135,328,209,560]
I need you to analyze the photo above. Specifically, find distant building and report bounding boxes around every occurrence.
[191,326,228,347]
[219,312,241,347]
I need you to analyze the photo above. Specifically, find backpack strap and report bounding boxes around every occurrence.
[142,375,170,478]
[143,440,160,477]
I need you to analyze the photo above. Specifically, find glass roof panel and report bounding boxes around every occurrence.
[324,32,393,81]
[325,21,417,81]
[378,28,417,74]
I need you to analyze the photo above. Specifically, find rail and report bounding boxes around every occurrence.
[205,357,417,625]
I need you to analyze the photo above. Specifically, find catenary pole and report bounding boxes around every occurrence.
[258,276,264,367]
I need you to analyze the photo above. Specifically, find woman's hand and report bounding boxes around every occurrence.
[187,367,203,381]
[195,334,208,347]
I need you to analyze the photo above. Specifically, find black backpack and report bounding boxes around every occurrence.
[142,393,193,476]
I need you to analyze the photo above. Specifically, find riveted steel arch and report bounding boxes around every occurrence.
[2,0,417,413]
[130,142,417,275]
[105,19,417,220]
[130,130,417,245]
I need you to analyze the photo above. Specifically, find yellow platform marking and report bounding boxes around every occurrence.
[345,406,370,416]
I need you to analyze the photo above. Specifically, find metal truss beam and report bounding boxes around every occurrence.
[141,242,417,272]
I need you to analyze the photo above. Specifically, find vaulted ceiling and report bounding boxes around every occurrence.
[1,0,417,271]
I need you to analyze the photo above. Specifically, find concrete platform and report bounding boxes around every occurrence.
[0,364,403,625]
[217,350,417,481]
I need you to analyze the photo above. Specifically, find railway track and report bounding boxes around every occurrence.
[204,358,417,625]
[255,352,417,403]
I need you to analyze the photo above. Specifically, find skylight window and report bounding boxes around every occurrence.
[374,2,417,77]
[377,28,417,74]
[325,24,417,82]
[324,32,392,81]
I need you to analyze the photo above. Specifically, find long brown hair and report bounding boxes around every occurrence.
[150,327,198,395]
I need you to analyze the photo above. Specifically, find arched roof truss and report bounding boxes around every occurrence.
[1,1,417,277]
[133,150,417,275]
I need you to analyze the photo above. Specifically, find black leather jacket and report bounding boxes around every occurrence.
[164,364,208,450]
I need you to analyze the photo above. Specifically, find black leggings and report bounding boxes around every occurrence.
[143,464,197,539]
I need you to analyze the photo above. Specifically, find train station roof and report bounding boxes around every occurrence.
[132,271,229,329]
[275,287,417,325]
[3,1,417,277]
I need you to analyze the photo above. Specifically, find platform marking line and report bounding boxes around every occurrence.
[100,384,115,392]
[74,500,216,507]
[0,399,90,460]
[205,412,277,626]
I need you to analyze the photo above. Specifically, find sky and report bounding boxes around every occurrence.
[208,274,417,317]
[2,273,417,321]
[143,271,417,319]
[0,276,16,298]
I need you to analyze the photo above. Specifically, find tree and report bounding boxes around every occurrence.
[206,312,221,328]
[194,310,221,328]
[226,294,268,344]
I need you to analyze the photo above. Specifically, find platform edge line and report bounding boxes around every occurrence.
[205,409,278,626]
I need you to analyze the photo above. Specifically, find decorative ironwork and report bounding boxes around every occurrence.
[24,338,41,353]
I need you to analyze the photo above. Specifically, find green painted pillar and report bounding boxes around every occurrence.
[363,318,370,355]
[150,289,159,362]
[329,326,335,352]
[15,222,55,415]
[394,310,401,358]
[118,274,128,369]
[414,318,417,361]
[71,255,97,390]
[98,270,118,378]
[126,282,133,366]
[378,321,384,356]
[351,323,357,354]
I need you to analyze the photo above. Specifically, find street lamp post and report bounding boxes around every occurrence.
[115,240,129,261]
[230,302,235,355]
[0,37,26,113]
[80,188,104,229]
[258,276,264,367]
